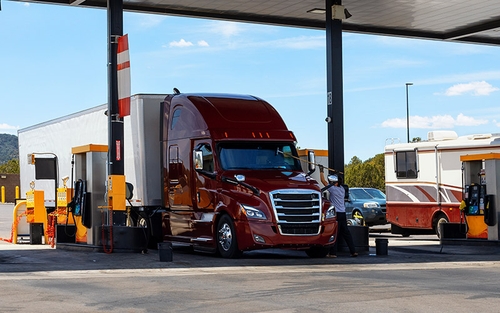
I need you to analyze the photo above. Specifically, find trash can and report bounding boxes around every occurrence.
[158,242,173,262]
[338,225,369,252]
[375,238,388,256]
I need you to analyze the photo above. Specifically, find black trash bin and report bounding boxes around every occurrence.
[338,225,369,252]
[158,242,173,262]
[375,238,388,256]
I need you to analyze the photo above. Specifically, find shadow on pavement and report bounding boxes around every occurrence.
[1,237,500,274]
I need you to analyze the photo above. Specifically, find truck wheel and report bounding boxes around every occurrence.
[434,214,449,239]
[305,246,329,258]
[217,215,242,258]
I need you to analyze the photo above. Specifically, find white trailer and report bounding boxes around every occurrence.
[18,94,167,207]
[384,130,500,237]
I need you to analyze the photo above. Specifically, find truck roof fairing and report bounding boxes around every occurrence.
[166,93,295,141]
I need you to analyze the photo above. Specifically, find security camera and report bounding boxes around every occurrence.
[325,117,332,123]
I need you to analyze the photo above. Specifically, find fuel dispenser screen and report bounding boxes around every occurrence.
[466,184,486,215]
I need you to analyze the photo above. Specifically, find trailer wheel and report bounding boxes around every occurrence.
[217,215,242,258]
[434,214,449,239]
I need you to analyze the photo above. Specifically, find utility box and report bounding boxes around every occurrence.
[25,189,47,244]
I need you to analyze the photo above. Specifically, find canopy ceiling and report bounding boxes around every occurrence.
[16,0,500,46]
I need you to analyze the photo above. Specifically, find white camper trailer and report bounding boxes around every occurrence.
[384,131,500,237]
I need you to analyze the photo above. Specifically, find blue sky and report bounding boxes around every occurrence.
[1,1,500,162]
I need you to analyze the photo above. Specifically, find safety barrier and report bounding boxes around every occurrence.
[0,185,20,203]
[0,200,28,244]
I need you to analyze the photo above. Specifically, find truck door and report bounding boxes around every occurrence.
[167,144,194,237]
[192,141,217,238]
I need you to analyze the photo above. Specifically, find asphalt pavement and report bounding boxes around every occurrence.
[1,201,500,269]
[2,202,500,312]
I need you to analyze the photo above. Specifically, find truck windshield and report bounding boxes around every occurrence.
[218,142,302,170]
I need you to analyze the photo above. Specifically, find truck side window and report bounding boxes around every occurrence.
[171,108,182,130]
[281,146,295,167]
[396,151,417,178]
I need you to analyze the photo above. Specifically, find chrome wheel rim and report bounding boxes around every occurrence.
[218,223,232,251]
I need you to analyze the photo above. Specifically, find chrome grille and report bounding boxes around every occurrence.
[270,189,321,235]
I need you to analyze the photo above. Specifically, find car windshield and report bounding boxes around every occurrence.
[218,142,302,170]
[364,188,386,199]
[350,188,386,200]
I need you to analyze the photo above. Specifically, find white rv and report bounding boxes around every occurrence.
[384,130,500,237]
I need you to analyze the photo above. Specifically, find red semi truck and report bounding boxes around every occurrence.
[18,92,337,257]
[159,92,338,257]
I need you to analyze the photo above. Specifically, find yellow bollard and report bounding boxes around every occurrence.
[1,186,4,203]
[12,200,27,244]
[16,186,20,200]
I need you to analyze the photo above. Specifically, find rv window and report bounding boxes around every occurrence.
[396,151,417,179]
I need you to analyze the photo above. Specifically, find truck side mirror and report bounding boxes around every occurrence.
[307,150,316,175]
[193,150,203,170]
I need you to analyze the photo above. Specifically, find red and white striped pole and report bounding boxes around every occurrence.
[117,34,130,117]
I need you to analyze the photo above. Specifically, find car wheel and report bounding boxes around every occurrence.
[217,215,242,258]
[352,210,365,226]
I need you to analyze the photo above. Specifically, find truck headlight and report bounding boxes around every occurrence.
[325,205,336,219]
[241,204,266,219]
[363,202,380,209]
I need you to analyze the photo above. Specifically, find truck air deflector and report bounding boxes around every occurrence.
[270,189,322,235]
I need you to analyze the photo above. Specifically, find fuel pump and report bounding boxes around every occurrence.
[460,154,500,240]
[463,182,488,239]
[25,181,48,244]
[100,174,127,253]
[51,176,83,245]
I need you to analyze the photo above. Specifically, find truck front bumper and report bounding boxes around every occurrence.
[234,219,338,251]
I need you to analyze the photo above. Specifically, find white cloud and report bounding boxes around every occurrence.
[381,114,488,129]
[455,113,488,126]
[0,123,19,134]
[167,39,209,48]
[197,40,209,47]
[268,36,324,50]
[208,21,243,37]
[169,39,193,48]
[137,15,166,29]
[445,81,499,96]
[228,35,325,50]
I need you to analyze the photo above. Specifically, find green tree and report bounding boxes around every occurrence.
[0,134,19,164]
[0,158,20,174]
[344,153,385,192]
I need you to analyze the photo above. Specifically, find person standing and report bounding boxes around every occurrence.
[319,166,358,257]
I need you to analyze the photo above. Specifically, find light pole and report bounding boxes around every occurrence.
[406,82,413,143]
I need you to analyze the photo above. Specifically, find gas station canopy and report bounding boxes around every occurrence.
[19,0,500,46]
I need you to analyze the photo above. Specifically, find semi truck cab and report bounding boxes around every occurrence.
[161,92,338,257]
